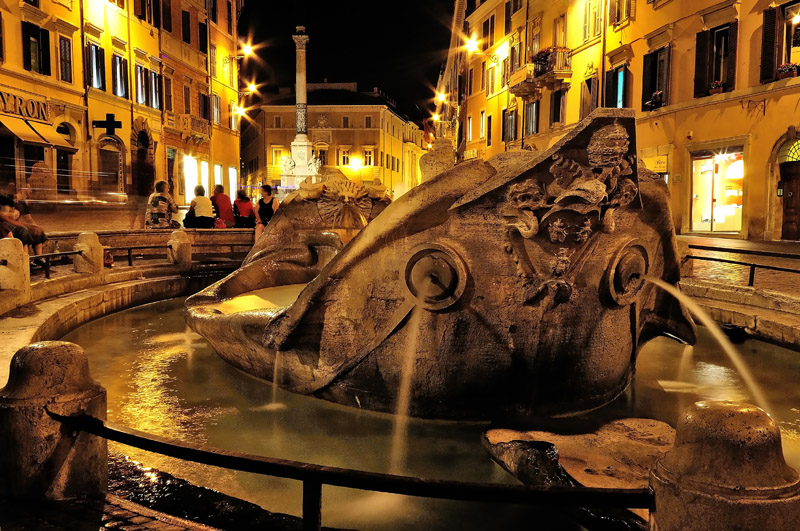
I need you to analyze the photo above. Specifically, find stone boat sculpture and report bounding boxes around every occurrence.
[187,109,696,420]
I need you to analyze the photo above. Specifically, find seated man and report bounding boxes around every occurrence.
[145,180,180,229]
[211,185,235,228]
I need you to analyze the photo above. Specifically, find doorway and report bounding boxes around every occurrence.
[779,139,800,239]
[690,148,744,233]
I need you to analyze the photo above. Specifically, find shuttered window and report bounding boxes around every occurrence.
[86,43,105,90]
[59,36,72,84]
[642,46,670,110]
[111,54,129,98]
[182,11,191,44]
[22,22,51,76]
[694,22,738,97]
[604,65,629,108]
[580,76,599,118]
[199,21,208,53]
[162,0,172,32]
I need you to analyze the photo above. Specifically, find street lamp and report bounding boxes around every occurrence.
[464,36,499,65]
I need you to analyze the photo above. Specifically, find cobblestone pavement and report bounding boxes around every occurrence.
[680,236,800,296]
[0,495,219,531]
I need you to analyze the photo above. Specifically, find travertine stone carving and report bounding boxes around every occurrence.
[186,109,695,420]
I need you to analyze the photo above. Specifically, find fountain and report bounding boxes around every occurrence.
[187,109,696,420]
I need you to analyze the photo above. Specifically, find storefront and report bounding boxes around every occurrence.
[690,147,745,233]
[0,90,77,198]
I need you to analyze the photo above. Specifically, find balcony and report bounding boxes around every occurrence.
[508,64,541,99]
[178,114,210,141]
[532,47,572,88]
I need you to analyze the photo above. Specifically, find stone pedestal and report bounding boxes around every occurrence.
[0,341,107,500]
[73,232,104,276]
[168,230,192,272]
[650,400,800,531]
[0,237,31,306]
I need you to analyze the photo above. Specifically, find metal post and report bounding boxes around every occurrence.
[44,256,51,279]
[127,249,133,266]
[748,265,756,286]
[302,480,322,531]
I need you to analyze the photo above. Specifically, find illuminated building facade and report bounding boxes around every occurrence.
[0,0,242,210]
[242,83,427,198]
[440,0,800,240]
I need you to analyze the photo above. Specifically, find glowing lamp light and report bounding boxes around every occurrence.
[436,92,446,103]
[349,157,363,170]
[427,143,432,149]
[242,44,254,57]
[465,37,479,54]
[432,113,440,122]
[793,14,800,25]
[234,105,246,118]
[247,83,257,93]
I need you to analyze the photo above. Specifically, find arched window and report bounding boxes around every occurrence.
[97,136,125,198]
[778,139,800,163]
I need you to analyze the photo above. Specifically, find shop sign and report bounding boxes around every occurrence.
[0,91,50,123]
[643,155,668,173]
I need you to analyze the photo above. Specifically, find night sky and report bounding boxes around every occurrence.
[238,0,457,126]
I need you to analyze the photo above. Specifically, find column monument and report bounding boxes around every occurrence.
[282,26,319,190]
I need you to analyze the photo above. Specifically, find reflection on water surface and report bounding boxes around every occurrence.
[62,298,800,530]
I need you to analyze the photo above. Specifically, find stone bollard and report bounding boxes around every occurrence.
[676,238,692,278]
[168,230,192,272]
[0,341,107,500]
[650,400,800,530]
[0,237,31,304]
[73,232,104,277]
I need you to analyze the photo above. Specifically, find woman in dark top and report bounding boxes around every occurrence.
[255,185,279,240]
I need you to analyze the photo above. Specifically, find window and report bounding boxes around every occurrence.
[150,71,161,109]
[467,115,472,141]
[212,93,220,123]
[364,148,374,166]
[274,116,281,128]
[480,110,486,138]
[480,61,486,90]
[642,46,670,110]
[525,101,539,135]
[184,85,191,114]
[107,0,125,7]
[342,116,350,128]
[488,66,496,94]
[209,0,218,24]
[505,1,512,35]
[583,0,602,42]
[111,54,129,98]
[340,148,350,166]
[0,13,4,62]
[24,0,40,6]
[482,15,495,50]
[86,42,105,90]
[22,22,51,75]
[214,164,223,186]
[59,36,72,83]
[229,102,237,130]
[580,76,598,118]
[468,68,474,95]
[316,149,327,165]
[501,58,509,86]
[227,56,234,85]
[554,13,567,47]
[198,93,210,120]
[227,1,233,34]
[164,77,173,111]
[162,0,172,32]
[550,88,565,125]
[182,11,191,44]
[199,21,208,54]
[610,0,632,25]
[210,45,216,77]
[760,4,800,83]
[694,22,737,96]
[134,0,158,25]
[604,65,629,108]
[502,109,517,142]
[365,116,372,128]
[486,115,493,146]
[135,65,148,104]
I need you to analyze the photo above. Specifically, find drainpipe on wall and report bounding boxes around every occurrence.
[600,0,609,107]
[79,0,93,197]
[127,3,135,195]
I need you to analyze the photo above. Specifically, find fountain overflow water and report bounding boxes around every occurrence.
[639,275,772,414]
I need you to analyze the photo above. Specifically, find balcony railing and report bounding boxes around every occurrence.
[177,114,210,139]
[532,47,572,85]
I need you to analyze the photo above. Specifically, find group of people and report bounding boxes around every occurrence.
[144,181,280,235]
[0,182,48,267]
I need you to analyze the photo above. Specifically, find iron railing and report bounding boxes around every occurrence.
[29,250,83,279]
[686,243,800,287]
[533,47,572,78]
[48,411,652,531]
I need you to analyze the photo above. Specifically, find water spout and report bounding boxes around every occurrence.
[640,275,772,414]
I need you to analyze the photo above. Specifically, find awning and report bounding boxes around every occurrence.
[28,120,76,151]
[0,114,46,145]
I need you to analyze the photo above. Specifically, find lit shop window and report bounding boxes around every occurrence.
[690,149,744,233]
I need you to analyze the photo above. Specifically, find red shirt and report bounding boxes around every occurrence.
[211,193,235,223]
[234,198,254,217]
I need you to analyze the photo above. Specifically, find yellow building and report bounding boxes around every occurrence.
[0,0,84,198]
[242,83,427,198]
[440,0,800,241]
[0,0,243,216]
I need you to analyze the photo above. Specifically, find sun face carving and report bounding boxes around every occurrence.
[317,175,373,226]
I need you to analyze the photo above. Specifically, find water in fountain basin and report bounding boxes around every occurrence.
[641,275,773,414]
